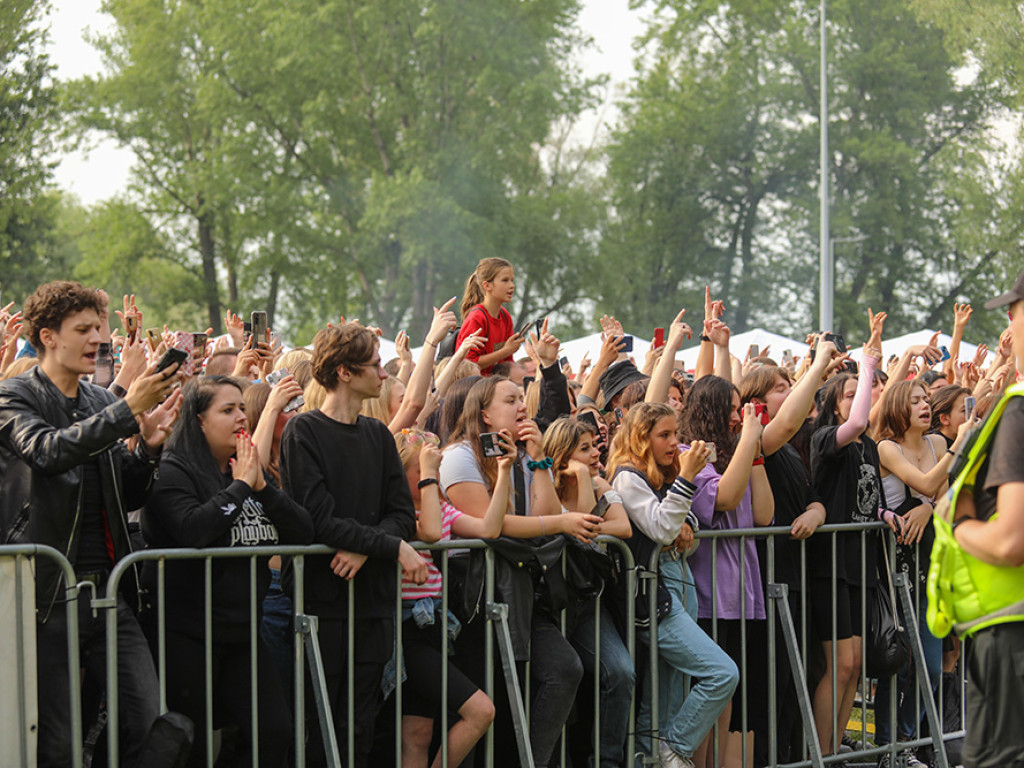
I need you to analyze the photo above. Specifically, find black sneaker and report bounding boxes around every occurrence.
[841,734,865,753]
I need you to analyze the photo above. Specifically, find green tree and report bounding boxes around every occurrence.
[601,0,1000,342]
[0,0,68,299]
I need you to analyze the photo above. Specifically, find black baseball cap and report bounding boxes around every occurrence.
[984,267,1024,309]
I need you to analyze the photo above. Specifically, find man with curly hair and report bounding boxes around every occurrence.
[0,280,183,767]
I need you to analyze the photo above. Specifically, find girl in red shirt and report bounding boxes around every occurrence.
[456,258,523,375]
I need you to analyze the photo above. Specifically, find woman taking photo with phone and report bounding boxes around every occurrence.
[873,380,969,766]
[608,402,738,768]
[142,375,313,768]
[927,384,972,450]
[542,416,634,768]
[392,427,511,768]
[677,376,774,767]
[439,376,601,767]
[455,258,524,375]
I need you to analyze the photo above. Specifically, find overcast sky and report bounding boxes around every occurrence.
[45,0,645,205]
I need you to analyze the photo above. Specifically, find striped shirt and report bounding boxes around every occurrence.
[401,501,463,600]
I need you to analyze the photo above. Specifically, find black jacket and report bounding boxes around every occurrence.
[142,452,313,640]
[0,367,158,619]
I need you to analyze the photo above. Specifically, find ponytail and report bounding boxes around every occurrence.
[460,257,514,318]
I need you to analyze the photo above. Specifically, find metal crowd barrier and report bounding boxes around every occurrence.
[94,536,636,768]
[644,521,964,768]
[4,525,965,768]
[0,545,84,768]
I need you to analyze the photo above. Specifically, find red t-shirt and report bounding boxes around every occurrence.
[456,305,514,375]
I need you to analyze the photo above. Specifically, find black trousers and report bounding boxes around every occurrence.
[305,615,392,768]
[964,622,1024,768]
[158,630,292,768]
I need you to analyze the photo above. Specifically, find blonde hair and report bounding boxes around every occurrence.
[460,258,513,318]
[606,402,679,490]
[436,355,480,382]
[360,375,403,424]
[524,378,542,419]
[301,378,326,413]
[542,417,598,501]
[275,347,312,372]
[0,357,39,380]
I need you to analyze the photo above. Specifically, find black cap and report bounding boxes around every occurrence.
[984,267,1024,310]
[599,360,647,406]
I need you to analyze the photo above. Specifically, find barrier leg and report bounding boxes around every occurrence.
[295,614,342,768]
[768,583,825,768]
[486,601,535,768]
[894,574,949,768]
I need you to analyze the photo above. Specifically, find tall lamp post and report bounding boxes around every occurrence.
[819,0,831,333]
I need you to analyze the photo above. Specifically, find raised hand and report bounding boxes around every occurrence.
[953,302,973,329]
[531,317,561,368]
[867,307,887,346]
[267,374,303,413]
[666,308,693,349]
[125,358,184,416]
[971,344,989,369]
[456,329,486,358]
[704,286,725,322]
[600,314,625,340]
[705,318,730,347]
[224,310,245,347]
[137,387,183,452]
[395,330,412,364]
[426,297,458,346]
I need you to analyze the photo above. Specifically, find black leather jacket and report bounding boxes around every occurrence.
[0,367,159,621]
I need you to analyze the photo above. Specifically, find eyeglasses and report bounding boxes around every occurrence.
[400,429,439,447]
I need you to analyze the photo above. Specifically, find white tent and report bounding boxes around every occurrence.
[673,328,808,371]
[847,329,996,368]
[557,332,652,370]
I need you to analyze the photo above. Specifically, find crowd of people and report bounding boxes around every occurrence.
[1,256,1023,768]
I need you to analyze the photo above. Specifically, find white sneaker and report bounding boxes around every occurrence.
[659,741,696,768]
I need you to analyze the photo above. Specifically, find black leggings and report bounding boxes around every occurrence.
[159,631,291,768]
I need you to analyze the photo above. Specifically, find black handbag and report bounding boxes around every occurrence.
[865,535,909,678]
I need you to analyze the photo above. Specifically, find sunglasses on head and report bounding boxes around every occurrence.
[400,429,439,447]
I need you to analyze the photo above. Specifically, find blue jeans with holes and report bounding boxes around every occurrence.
[636,554,739,761]
[571,601,635,768]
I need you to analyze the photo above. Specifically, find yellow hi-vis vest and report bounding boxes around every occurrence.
[927,382,1024,638]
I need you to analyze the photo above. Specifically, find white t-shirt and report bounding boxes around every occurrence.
[439,440,536,515]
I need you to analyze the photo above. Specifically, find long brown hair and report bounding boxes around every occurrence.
[739,365,789,405]
[678,375,739,474]
[460,257,513,318]
[875,380,928,443]
[542,417,598,501]
[606,402,679,490]
[449,376,513,494]
[929,385,970,432]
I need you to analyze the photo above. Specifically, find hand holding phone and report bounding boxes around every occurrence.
[480,432,505,458]
[653,328,665,349]
[964,395,976,422]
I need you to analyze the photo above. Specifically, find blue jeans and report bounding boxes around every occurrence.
[571,601,635,768]
[875,587,942,745]
[37,595,160,768]
[259,567,293,696]
[637,554,739,760]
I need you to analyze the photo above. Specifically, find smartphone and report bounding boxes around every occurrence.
[266,368,305,412]
[964,395,976,422]
[782,349,794,366]
[125,314,139,343]
[242,321,252,342]
[824,333,846,353]
[578,411,600,432]
[534,319,545,339]
[155,347,188,374]
[480,432,505,458]
[620,335,634,353]
[251,311,268,345]
[145,328,161,352]
[559,356,569,369]
[842,359,859,375]
[653,327,665,349]
[192,332,208,358]
[939,346,951,362]
[614,407,624,421]
[754,403,770,426]
[170,331,196,376]
[748,344,759,359]
[706,442,717,464]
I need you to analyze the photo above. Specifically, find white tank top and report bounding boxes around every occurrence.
[881,439,938,508]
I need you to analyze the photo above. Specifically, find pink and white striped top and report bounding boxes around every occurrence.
[401,501,463,600]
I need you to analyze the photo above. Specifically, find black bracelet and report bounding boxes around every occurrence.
[946,449,956,457]
[699,334,712,342]
[417,477,439,489]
